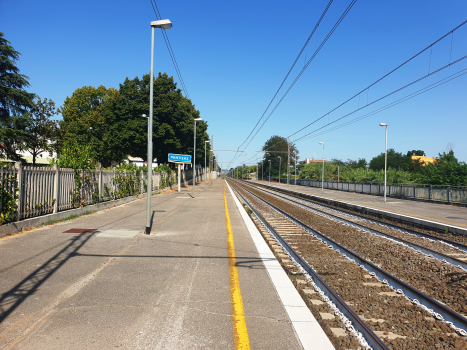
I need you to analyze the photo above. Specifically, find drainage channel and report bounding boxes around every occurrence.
[248,183,467,271]
[230,182,388,350]
[230,179,467,337]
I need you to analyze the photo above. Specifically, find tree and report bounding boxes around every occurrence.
[406,150,424,157]
[0,32,35,161]
[118,73,209,166]
[419,150,467,186]
[261,135,298,177]
[22,97,59,165]
[60,85,126,167]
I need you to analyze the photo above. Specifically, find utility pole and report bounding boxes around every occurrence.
[287,137,290,186]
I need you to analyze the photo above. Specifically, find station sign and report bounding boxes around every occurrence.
[168,153,192,163]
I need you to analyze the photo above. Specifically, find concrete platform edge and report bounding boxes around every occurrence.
[226,181,335,350]
[258,182,467,236]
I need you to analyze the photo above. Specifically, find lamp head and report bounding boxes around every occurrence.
[205,140,210,143]
[142,114,147,118]
[151,19,172,29]
[194,118,202,121]
[379,123,387,127]
[319,142,324,145]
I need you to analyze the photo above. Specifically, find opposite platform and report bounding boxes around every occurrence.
[255,180,467,235]
[0,179,333,349]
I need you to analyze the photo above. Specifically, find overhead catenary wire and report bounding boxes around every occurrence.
[233,0,358,163]
[235,0,335,152]
[149,0,190,99]
[240,60,467,166]
[256,19,467,157]
[297,67,467,143]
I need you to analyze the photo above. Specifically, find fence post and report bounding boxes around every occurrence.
[97,163,102,203]
[414,184,416,199]
[400,183,403,199]
[15,162,23,221]
[448,186,451,204]
[429,184,432,201]
[53,164,60,213]
[369,182,372,195]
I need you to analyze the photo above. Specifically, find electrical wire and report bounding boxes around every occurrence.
[232,0,358,163]
[257,19,467,156]
[149,0,190,99]
[236,0,334,151]
[297,67,467,142]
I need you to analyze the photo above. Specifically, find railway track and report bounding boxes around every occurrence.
[248,182,467,269]
[227,179,467,350]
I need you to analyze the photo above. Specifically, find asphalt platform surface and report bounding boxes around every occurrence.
[0,180,306,350]
[256,180,467,230]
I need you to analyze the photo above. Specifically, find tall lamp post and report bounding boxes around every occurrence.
[204,140,210,190]
[146,19,172,235]
[379,123,388,203]
[278,156,282,184]
[268,160,271,182]
[193,117,203,198]
[319,142,325,192]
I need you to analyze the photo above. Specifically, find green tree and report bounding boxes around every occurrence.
[119,73,209,166]
[0,32,35,161]
[22,97,59,165]
[419,150,467,186]
[261,135,298,177]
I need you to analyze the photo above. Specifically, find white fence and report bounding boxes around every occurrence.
[268,177,467,205]
[2,162,213,224]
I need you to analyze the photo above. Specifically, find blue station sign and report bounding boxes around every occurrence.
[168,153,192,163]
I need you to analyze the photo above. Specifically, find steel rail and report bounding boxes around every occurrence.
[228,180,389,350]
[231,179,467,335]
[247,182,467,271]
[253,182,467,252]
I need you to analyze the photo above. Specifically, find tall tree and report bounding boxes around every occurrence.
[119,73,209,165]
[22,97,59,165]
[0,32,35,161]
[60,85,129,167]
[261,135,298,177]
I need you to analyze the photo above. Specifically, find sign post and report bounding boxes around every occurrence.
[168,154,192,194]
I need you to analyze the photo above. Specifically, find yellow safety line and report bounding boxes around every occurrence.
[223,180,251,350]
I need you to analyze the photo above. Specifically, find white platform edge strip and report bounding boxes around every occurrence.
[226,181,335,350]
[268,182,467,231]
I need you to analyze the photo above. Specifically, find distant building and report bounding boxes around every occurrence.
[299,158,331,165]
[125,156,158,168]
[411,155,437,166]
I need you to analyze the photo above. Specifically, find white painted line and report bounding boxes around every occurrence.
[226,181,335,350]
[268,183,467,232]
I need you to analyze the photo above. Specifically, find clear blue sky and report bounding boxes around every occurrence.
[2,0,466,168]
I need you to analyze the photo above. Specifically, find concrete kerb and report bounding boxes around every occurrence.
[257,183,467,236]
[0,186,176,238]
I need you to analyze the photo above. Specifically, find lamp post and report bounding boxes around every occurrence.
[319,142,324,192]
[205,140,210,190]
[278,156,282,184]
[268,160,271,182]
[193,117,203,198]
[379,123,388,203]
[145,19,172,235]
[262,161,263,181]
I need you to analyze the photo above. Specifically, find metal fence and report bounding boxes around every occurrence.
[268,177,467,205]
[2,162,214,224]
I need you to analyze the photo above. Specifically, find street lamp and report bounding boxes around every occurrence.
[379,123,388,203]
[193,117,203,198]
[145,19,172,235]
[268,160,271,182]
[278,156,282,184]
[319,142,324,192]
[205,140,210,190]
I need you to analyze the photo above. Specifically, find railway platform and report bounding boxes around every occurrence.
[0,179,333,350]
[256,180,467,235]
